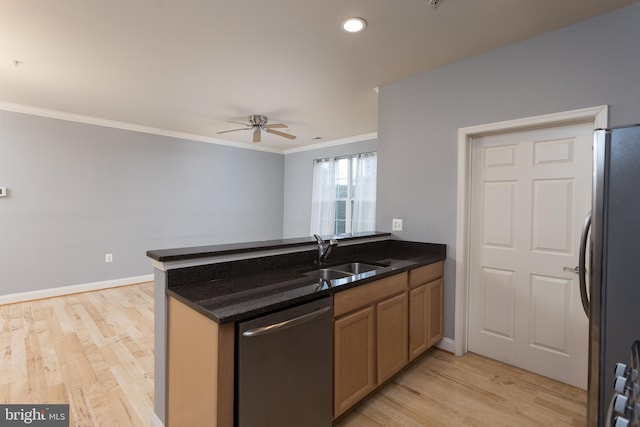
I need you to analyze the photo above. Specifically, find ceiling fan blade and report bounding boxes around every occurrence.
[265,128,296,140]
[216,128,251,134]
[227,120,251,126]
[264,123,287,129]
[253,129,261,143]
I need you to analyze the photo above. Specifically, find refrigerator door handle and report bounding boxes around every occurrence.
[578,211,591,318]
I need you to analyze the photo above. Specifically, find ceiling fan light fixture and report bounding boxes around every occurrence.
[216,114,296,143]
[342,17,367,33]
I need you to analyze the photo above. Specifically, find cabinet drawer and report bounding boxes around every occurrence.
[334,272,408,318]
[409,261,443,288]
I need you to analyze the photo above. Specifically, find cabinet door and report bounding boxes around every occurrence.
[427,278,444,347]
[409,278,444,360]
[377,292,408,383]
[334,306,375,418]
[409,284,429,360]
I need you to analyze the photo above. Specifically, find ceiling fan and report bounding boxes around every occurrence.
[216,115,296,143]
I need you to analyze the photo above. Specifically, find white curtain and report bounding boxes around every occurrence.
[309,157,337,235]
[352,153,377,233]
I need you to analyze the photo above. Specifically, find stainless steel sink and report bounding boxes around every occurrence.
[328,262,383,275]
[303,268,353,280]
[302,261,386,281]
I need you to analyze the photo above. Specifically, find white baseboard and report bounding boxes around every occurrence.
[151,412,164,427]
[436,337,455,353]
[0,274,154,305]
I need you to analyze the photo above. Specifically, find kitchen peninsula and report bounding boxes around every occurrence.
[147,233,446,426]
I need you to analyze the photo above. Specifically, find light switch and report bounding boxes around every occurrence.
[0,187,7,197]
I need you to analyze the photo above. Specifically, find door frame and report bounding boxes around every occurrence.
[454,105,608,356]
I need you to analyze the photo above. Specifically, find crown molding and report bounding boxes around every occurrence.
[0,101,285,154]
[282,132,378,154]
[0,101,377,155]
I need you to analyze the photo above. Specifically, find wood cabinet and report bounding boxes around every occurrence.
[333,272,408,418]
[334,306,375,417]
[426,278,444,347]
[409,262,444,361]
[166,296,234,427]
[333,261,444,419]
[377,292,409,383]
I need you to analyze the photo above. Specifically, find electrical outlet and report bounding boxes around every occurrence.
[105,254,113,263]
[0,187,7,197]
[392,218,403,231]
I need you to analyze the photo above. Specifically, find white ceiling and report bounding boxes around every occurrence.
[1,0,637,152]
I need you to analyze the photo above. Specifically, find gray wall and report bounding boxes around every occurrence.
[283,139,378,238]
[0,110,284,295]
[376,3,640,340]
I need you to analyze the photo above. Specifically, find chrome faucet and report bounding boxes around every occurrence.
[314,234,338,265]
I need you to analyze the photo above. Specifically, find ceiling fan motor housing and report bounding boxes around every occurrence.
[249,115,268,127]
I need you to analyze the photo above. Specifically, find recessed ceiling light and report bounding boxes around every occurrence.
[342,18,367,33]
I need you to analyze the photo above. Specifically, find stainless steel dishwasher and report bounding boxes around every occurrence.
[237,296,333,427]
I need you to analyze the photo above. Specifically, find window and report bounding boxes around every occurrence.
[310,152,377,235]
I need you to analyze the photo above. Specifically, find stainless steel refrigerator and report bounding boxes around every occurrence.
[583,124,640,426]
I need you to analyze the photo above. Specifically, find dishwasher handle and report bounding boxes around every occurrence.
[241,305,331,337]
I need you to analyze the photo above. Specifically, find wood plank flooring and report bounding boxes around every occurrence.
[335,349,587,427]
[0,282,586,426]
[0,283,154,426]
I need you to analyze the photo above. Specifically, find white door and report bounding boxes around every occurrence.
[467,121,592,388]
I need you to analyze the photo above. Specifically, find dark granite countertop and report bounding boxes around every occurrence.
[165,239,446,324]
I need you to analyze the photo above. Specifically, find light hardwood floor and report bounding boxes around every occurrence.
[0,282,154,426]
[0,282,586,426]
[336,349,587,427]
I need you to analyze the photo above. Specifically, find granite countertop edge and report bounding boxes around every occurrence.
[147,231,392,262]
